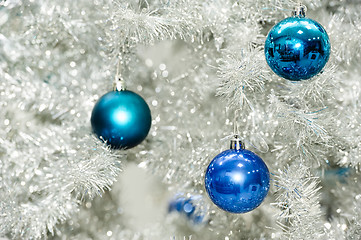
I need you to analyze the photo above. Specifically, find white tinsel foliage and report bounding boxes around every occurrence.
[267,93,333,165]
[272,164,323,239]
[217,47,271,110]
[0,0,122,238]
[1,0,361,239]
[333,70,361,168]
[321,170,361,239]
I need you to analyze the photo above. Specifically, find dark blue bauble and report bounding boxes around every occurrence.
[91,90,151,149]
[168,195,205,224]
[168,197,195,217]
[205,149,270,213]
[265,17,330,80]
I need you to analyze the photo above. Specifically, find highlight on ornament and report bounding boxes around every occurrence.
[90,84,151,149]
[264,4,331,81]
[204,135,270,213]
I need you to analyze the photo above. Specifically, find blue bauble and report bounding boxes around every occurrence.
[265,17,330,80]
[91,90,151,149]
[169,197,195,217]
[168,195,205,224]
[205,149,270,213]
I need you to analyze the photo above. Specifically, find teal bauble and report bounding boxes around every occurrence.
[265,16,331,80]
[91,90,151,149]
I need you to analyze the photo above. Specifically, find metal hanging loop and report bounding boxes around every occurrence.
[113,59,127,91]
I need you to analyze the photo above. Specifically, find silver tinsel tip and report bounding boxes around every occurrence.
[293,4,306,18]
[230,134,245,150]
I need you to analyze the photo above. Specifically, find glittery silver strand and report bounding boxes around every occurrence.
[217,47,270,110]
[1,0,361,239]
[272,164,323,239]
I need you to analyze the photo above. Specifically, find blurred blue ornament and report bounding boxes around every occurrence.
[168,195,205,224]
[91,90,151,149]
[323,167,350,184]
[205,136,270,213]
[265,6,330,81]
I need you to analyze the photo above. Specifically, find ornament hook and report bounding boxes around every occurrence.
[113,58,127,91]
[231,110,245,150]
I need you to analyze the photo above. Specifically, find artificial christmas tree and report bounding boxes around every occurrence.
[1,0,361,239]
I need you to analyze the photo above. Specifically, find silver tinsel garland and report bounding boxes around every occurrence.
[1,0,361,239]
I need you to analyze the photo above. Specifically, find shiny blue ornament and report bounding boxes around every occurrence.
[91,90,151,149]
[205,139,270,213]
[265,16,330,80]
[168,195,205,224]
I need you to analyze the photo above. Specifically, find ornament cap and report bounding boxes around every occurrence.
[293,4,306,18]
[230,135,245,150]
[113,77,126,91]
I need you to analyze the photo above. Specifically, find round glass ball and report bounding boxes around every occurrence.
[91,90,151,149]
[168,195,205,224]
[265,17,331,80]
[205,149,270,213]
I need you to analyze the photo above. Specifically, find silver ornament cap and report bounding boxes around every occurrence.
[293,4,306,18]
[113,77,126,91]
[230,134,245,150]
